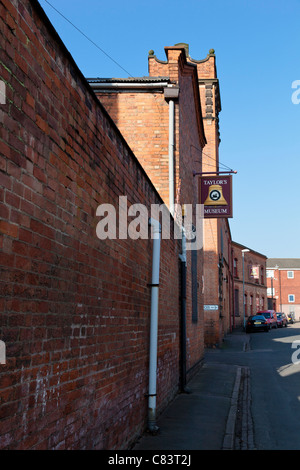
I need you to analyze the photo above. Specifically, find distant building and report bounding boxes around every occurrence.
[232,242,267,328]
[266,259,300,320]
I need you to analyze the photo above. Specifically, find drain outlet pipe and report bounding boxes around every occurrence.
[147,218,161,433]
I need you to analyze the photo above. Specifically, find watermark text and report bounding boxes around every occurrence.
[291,80,300,104]
[0,340,6,364]
[291,340,300,365]
[95,197,204,251]
[0,80,6,104]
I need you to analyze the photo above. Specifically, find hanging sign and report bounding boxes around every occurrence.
[199,175,233,218]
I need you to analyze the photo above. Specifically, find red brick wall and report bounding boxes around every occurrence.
[97,91,170,206]
[0,0,184,449]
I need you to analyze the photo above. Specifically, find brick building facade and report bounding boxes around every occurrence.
[0,0,206,449]
[266,259,300,321]
[91,44,234,348]
[232,242,267,328]
[90,45,207,376]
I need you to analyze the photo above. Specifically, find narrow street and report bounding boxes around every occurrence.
[206,323,300,450]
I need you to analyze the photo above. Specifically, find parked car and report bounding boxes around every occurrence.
[276,312,288,328]
[246,315,269,333]
[288,312,295,324]
[257,310,278,329]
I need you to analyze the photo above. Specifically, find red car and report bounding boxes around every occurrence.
[276,312,288,328]
[257,310,278,330]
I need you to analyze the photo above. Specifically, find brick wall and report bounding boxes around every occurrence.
[98,89,170,206]
[0,0,184,449]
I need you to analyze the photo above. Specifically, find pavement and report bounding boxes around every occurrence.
[133,329,255,451]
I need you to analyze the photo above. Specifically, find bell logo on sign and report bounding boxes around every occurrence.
[204,185,228,206]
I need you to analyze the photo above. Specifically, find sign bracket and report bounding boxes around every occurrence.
[193,170,237,177]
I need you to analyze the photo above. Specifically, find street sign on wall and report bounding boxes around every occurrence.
[199,175,233,218]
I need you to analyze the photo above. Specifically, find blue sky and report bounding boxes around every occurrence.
[40,0,300,258]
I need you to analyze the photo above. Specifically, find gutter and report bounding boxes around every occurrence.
[88,80,170,92]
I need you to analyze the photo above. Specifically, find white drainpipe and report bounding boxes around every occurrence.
[147,217,161,433]
[168,99,175,217]
[164,86,179,217]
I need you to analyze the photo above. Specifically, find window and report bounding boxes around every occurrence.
[261,267,264,285]
[249,265,259,283]
[233,258,238,277]
[266,270,274,278]
[234,289,239,316]
[267,288,275,296]
[287,271,294,279]
[191,232,198,323]
[288,294,295,303]
[250,295,253,315]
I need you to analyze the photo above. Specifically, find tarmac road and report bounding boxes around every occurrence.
[205,322,300,450]
[133,323,300,451]
[245,322,300,450]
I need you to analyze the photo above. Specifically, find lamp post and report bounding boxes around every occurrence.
[278,266,282,311]
[242,249,250,330]
[270,265,278,310]
[275,264,279,311]
[271,275,274,309]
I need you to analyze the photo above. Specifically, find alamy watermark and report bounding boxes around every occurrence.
[0,80,6,105]
[291,340,300,365]
[0,340,6,364]
[291,80,300,104]
[95,197,204,251]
